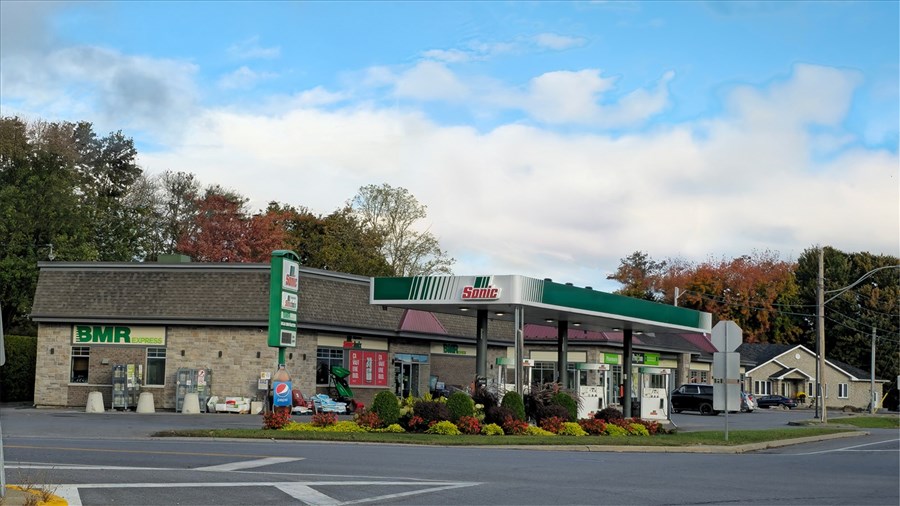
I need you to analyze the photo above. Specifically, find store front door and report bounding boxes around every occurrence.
[394,361,420,398]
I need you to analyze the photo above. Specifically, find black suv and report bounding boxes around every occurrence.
[671,383,720,415]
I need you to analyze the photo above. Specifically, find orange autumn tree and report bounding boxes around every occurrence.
[610,250,802,344]
[177,189,288,263]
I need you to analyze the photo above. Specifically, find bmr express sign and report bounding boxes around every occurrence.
[72,325,166,345]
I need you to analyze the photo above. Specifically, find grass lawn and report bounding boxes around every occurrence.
[153,426,853,446]
[827,416,900,429]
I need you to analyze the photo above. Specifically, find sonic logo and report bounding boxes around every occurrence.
[461,285,501,300]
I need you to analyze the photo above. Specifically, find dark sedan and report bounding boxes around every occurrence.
[756,395,797,409]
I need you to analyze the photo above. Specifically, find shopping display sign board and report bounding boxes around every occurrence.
[273,380,292,407]
[268,251,300,347]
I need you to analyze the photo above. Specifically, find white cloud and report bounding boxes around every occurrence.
[394,61,469,101]
[137,64,898,291]
[227,36,280,60]
[422,48,472,63]
[534,33,586,50]
[218,66,277,90]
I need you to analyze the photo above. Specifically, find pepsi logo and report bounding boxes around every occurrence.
[274,383,290,396]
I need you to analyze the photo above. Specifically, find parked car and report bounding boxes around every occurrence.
[671,383,719,415]
[741,391,756,412]
[757,395,797,409]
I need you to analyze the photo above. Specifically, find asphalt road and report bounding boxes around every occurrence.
[1,405,898,505]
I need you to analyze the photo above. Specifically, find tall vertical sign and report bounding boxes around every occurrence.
[268,251,300,363]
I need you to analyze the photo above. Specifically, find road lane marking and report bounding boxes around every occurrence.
[196,456,302,471]
[5,444,284,459]
[789,438,899,455]
[43,480,481,506]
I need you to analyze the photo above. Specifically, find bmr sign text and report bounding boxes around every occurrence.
[72,325,166,346]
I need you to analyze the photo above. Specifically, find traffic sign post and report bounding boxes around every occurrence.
[711,320,743,441]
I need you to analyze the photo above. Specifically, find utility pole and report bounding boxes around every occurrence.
[870,327,876,414]
[816,248,827,423]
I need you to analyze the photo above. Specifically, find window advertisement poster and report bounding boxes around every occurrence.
[349,350,388,387]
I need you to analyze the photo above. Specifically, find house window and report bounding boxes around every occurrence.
[754,380,772,395]
[532,361,557,385]
[316,348,344,385]
[146,348,167,386]
[71,346,90,383]
[690,370,709,384]
[838,383,848,399]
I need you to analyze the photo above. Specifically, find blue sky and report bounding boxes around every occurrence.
[2,1,898,290]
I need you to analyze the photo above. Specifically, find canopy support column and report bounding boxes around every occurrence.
[557,320,569,388]
[624,328,633,417]
[476,309,488,387]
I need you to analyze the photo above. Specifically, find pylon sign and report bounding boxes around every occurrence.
[268,250,300,348]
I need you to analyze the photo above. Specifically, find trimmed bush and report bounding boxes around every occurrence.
[262,410,292,430]
[413,400,451,425]
[625,422,650,436]
[550,392,577,421]
[557,422,588,436]
[372,390,400,425]
[481,423,504,436]
[426,421,461,435]
[535,404,570,425]
[578,418,607,435]
[603,424,629,437]
[446,391,475,422]
[523,425,556,436]
[500,391,526,421]
[382,423,406,433]
[539,416,566,434]
[501,416,528,435]
[311,412,337,427]
[322,421,367,432]
[484,405,515,425]
[456,415,481,435]
[354,410,382,429]
[595,406,624,423]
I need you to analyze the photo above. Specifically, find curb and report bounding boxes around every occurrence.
[2,485,68,506]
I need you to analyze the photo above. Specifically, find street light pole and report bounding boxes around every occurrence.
[816,248,827,423]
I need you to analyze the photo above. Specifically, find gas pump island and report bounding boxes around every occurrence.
[268,250,301,411]
[371,275,712,418]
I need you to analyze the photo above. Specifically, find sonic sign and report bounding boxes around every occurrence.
[461,285,501,300]
[268,250,300,348]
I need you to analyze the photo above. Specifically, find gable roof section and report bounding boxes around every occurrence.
[768,365,813,380]
[398,309,448,334]
[740,342,886,381]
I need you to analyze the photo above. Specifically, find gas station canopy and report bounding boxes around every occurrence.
[370,275,711,335]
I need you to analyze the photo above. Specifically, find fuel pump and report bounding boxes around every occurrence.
[575,363,608,419]
[639,367,670,421]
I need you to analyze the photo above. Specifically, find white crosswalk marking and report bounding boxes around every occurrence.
[195,456,302,471]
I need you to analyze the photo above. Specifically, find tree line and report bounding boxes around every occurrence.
[2,115,896,387]
[607,249,899,387]
[0,116,453,334]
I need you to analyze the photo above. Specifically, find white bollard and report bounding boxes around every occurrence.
[136,392,155,413]
[182,392,201,414]
[85,391,105,413]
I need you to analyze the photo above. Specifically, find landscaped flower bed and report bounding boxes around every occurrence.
[264,387,666,438]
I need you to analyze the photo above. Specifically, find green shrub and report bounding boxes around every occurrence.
[501,391,526,421]
[626,422,650,436]
[484,405,515,425]
[456,415,481,435]
[425,420,461,435]
[523,425,556,436]
[0,335,36,402]
[382,423,405,433]
[322,421,367,433]
[535,404,570,425]
[595,406,624,423]
[603,424,628,437]
[283,422,317,431]
[413,400,451,425]
[481,423,504,436]
[372,390,400,425]
[557,422,587,436]
[550,392,577,421]
[446,391,475,422]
